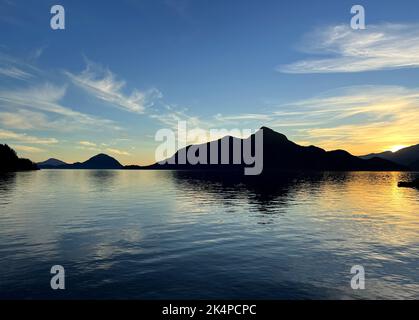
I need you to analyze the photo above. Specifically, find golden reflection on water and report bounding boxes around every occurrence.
[169,171,419,253]
[313,172,418,247]
[0,170,418,299]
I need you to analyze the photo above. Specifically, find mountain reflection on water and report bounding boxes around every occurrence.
[0,170,418,299]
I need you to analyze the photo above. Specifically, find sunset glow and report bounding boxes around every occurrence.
[390,145,408,153]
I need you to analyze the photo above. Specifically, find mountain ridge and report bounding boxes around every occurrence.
[142,127,407,172]
[360,144,419,170]
[34,127,409,172]
[43,153,123,170]
[38,158,68,169]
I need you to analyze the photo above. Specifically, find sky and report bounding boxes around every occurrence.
[1,0,419,165]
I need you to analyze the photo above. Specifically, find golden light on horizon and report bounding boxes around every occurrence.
[390,145,408,153]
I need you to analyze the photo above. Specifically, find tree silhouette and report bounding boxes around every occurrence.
[0,144,38,172]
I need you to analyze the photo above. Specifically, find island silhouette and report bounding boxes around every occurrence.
[39,153,123,170]
[35,127,410,172]
[3,127,419,189]
[37,158,67,168]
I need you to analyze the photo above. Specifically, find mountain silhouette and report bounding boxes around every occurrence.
[37,127,408,172]
[0,144,38,172]
[360,144,419,170]
[38,158,68,169]
[145,127,406,172]
[47,154,123,170]
[410,160,419,171]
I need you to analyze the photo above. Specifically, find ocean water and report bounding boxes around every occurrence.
[0,170,418,299]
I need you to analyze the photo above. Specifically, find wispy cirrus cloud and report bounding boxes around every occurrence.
[77,141,130,156]
[0,52,37,80]
[30,46,46,60]
[79,141,97,147]
[285,85,419,154]
[0,109,50,130]
[199,85,419,155]
[12,145,44,153]
[214,113,274,123]
[64,59,210,135]
[65,60,162,114]
[0,66,32,80]
[0,83,120,131]
[0,128,58,144]
[149,105,203,129]
[106,148,130,156]
[279,23,419,73]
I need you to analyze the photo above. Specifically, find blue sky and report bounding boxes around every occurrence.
[1,0,419,164]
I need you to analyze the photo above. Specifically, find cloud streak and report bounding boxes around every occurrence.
[0,129,58,144]
[12,145,44,153]
[0,66,32,80]
[279,23,419,73]
[202,85,419,155]
[106,148,130,156]
[285,85,419,154]
[0,52,37,80]
[66,61,162,114]
[79,141,97,147]
[0,83,120,131]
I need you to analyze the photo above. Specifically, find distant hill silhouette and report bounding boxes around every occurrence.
[360,144,419,170]
[38,127,408,172]
[45,154,123,170]
[143,127,406,172]
[38,158,68,169]
[0,144,38,172]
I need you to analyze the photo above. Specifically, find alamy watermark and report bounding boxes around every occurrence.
[50,5,65,30]
[154,121,264,175]
[50,265,65,290]
[351,5,366,30]
[50,4,365,31]
[351,265,365,290]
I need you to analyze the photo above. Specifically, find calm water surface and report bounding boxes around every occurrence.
[0,170,418,299]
